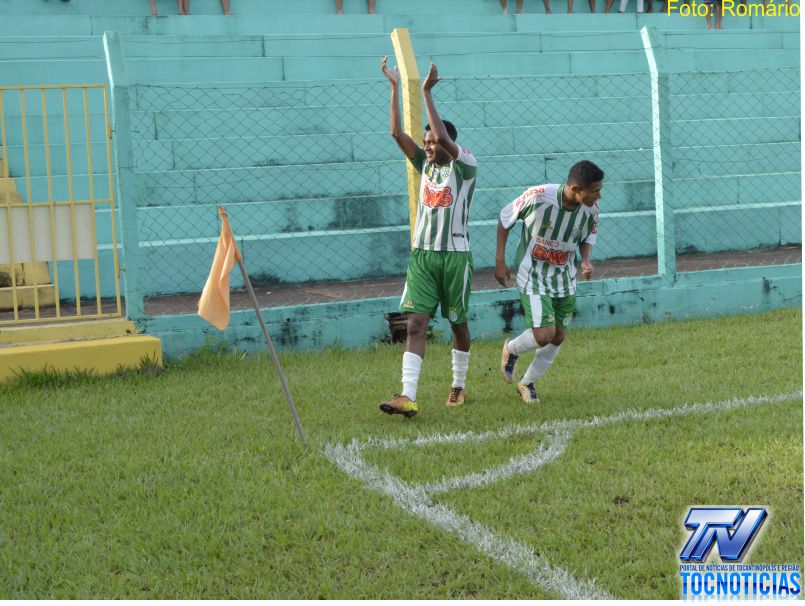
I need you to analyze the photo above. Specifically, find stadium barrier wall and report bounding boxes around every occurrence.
[0,18,798,347]
[141,264,801,356]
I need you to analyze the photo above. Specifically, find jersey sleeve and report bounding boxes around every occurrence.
[453,146,477,179]
[583,203,599,246]
[499,188,540,230]
[409,148,426,174]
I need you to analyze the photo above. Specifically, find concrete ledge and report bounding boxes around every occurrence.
[0,285,56,311]
[139,264,802,358]
[0,318,137,345]
[0,335,162,381]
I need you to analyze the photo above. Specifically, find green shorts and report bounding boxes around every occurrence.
[400,248,473,324]
[520,292,576,329]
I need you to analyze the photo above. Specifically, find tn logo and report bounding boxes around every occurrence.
[680,507,767,562]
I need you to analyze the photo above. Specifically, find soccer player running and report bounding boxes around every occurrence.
[495,161,603,403]
[379,56,478,417]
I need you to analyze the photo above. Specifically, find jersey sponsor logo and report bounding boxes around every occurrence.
[535,235,565,249]
[422,184,454,208]
[532,243,571,266]
[515,187,544,209]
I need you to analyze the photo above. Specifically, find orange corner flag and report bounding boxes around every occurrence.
[198,207,242,331]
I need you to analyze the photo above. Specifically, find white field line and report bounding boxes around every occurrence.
[424,391,803,494]
[324,391,801,599]
[422,428,572,495]
[325,439,615,600]
[354,391,801,453]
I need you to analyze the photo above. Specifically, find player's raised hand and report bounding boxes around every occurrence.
[381,56,400,85]
[422,63,440,91]
[581,259,594,280]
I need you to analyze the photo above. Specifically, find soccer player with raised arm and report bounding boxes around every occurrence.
[378,56,478,417]
[495,160,603,403]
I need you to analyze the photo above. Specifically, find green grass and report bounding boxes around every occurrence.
[0,308,801,598]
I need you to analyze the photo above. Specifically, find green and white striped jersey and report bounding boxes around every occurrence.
[409,146,477,252]
[500,184,599,297]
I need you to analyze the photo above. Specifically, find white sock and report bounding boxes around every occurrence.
[521,344,561,385]
[401,351,423,401]
[507,329,538,355]
[451,349,470,389]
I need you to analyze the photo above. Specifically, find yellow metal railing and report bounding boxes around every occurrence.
[0,84,122,325]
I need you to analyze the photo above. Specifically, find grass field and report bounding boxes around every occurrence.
[0,308,802,598]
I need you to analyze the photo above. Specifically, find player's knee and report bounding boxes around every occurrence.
[407,315,428,337]
[552,332,566,346]
[450,321,469,338]
[533,327,555,346]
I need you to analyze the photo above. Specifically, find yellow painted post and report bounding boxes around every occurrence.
[390,28,422,247]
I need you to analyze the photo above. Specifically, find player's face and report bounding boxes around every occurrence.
[423,131,450,164]
[575,180,603,207]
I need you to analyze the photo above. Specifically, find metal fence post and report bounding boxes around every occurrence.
[390,28,423,248]
[103,31,145,320]
[641,26,676,285]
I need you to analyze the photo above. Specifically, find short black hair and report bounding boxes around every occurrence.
[425,120,458,141]
[567,160,604,188]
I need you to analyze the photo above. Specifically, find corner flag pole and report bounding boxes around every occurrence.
[199,207,307,447]
[235,256,308,449]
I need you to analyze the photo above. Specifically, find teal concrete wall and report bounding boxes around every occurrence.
[140,264,802,358]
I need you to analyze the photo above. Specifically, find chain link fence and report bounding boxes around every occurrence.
[668,68,801,272]
[128,72,660,315]
[130,79,408,314]
[124,67,799,316]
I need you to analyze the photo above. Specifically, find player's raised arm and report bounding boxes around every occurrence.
[381,56,420,161]
[421,63,459,160]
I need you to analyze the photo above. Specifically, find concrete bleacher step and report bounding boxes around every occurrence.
[127,167,799,239]
[136,97,651,140]
[0,48,796,86]
[131,142,799,208]
[60,188,800,294]
[134,152,655,206]
[0,13,797,39]
[130,170,800,244]
[661,30,799,49]
[12,200,799,299]
[0,0,798,17]
[1,0,514,15]
[126,92,789,143]
[127,197,799,296]
[1,30,796,63]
